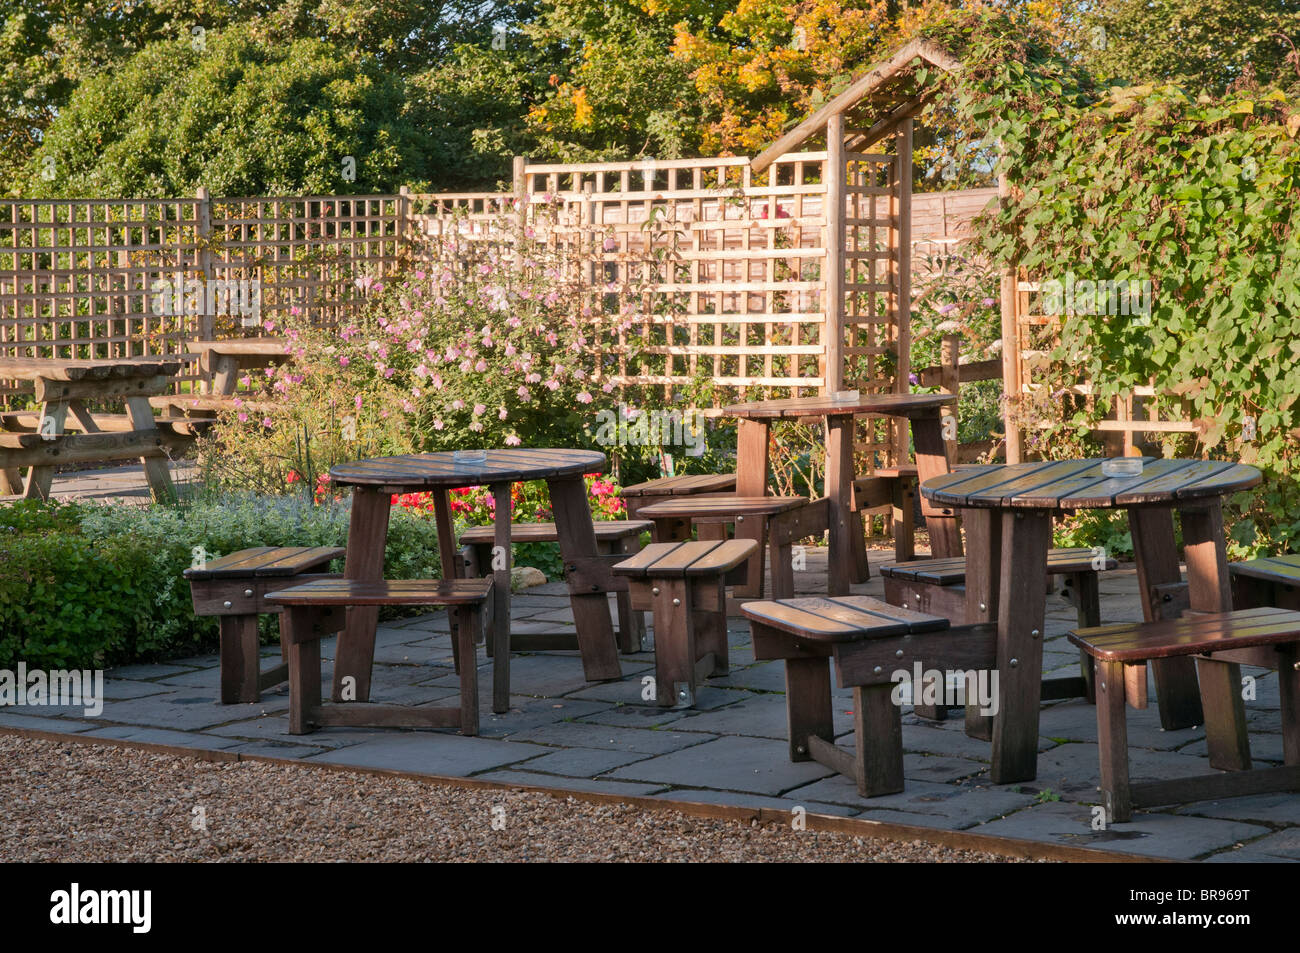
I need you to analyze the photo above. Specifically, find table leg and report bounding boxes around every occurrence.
[1127,506,1203,729]
[825,414,855,596]
[1181,502,1251,771]
[332,486,392,703]
[490,482,513,713]
[990,508,1051,784]
[22,399,68,500]
[963,509,1000,738]
[126,395,176,502]
[549,474,621,681]
[734,418,770,598]
[431,488,462,673]
[912,412,962,558]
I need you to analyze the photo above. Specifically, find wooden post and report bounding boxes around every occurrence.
[892,119,913,462]
[940,332,959,467]
[195,186,213,341]
[512,156,528,273]
[398,185,413,260]
[997,172,1022,463]
[822,114,846,394]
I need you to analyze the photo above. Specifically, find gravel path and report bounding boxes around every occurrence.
[0,735,1038,862]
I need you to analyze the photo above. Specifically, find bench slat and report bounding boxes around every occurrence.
[1069,607,1300,661]
[622,473,736,497]
[742,595,949,643]
[1230,554,1300,584]
[184,545,345,580]
[683,539,758,575]
[638,495,809,518]
[881,547,1116,585]
[266,578,492,607]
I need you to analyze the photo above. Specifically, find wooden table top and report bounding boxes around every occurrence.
[723,392,955,420]
[0,356,184,382]
[187,338,291,357]
[921,458,1261,510]
[330,448,607,489]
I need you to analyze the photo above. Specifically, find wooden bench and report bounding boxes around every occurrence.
[184,546,345,703]
[266,578,493,735]
[1230,554,1300,611]
[853,464,919,562]
[636,494,830,601]
[1069,607,1300,823]
[622,473,736,521]
[149,394,283,418]
[613,539,756,707]
[743,596,982,797]
[459,520,652,653]
[187,338,292,395]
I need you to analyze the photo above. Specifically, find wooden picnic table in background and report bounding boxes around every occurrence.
[722,391,960,595]
[921,457,1262,784]
[151,338,293,418]
[328,448,621,713]
[0,356,195,501]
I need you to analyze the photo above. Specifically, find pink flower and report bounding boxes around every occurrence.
[577,391,593,404]
[472,403,487,416]
[262,418,273,427]
[355,395,363,410]
[237,412,249,423]
[451,399,465,410]
[475,359,488,373]
[505,434,521,446]
[498,407,508,420]
[517,386,530,400]
[433,419,445,430]
[339,356,349,367]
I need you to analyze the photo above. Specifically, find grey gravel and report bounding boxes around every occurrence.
[0,735,1039,862]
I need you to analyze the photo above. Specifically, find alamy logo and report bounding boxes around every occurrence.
[0,664,103,716]
[150,273,262,326]
[890,663,1000,716]
[592,404,706,457]
[50,884,151,933]
[1040,271,1151,324]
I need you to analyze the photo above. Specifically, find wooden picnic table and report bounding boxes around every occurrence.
[920,457,1262,784]
[722,392,960,595]
[152,338,293,418]
[327,448,621,712]
[0,356,189,501]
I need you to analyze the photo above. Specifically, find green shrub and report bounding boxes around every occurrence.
[0,495,445,671]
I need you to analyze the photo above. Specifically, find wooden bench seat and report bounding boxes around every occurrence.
[1069,607,1300,822]
[458,519,652,654]
[1230,554,1300,611]
[636,494,830,602]
[184,546,345,703]
[150,394,283,416]
[743,596,976,796]
[267,578,493,735]
[613,539,756,707]
[622,473,737,521]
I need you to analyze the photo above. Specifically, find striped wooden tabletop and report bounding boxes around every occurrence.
[329,448,607,489]
[0,356,185,382]
[741,595,950,643]
[920,458,1260,510]
[723,392,955,420]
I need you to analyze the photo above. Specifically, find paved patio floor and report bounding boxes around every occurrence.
[3,464,1297,862]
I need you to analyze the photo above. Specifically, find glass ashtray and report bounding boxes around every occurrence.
[829,390,860,402]
[453,449,488,464]
[1101,457,1143,477]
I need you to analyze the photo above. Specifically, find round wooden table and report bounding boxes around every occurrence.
[921,457,1261,784]
[330,449,618,713]
[722,392,960,595]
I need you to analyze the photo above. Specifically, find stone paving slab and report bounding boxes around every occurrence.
[307,734,545,775]
[473,770,670,798]
[648,787,860,817]
[607,735,837,795]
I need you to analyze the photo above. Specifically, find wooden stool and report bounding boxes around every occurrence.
[743,596,971,797]
[613,539,756,708]
[183,546,344,703]
[622,473,736,521]
[459,519,651,652]
[266,578,493,735]
[636,495,829,600]
[1230,554,1300,610]
[1069,607,1300,822]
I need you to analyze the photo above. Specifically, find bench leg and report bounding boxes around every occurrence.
[1197,657,1252,771]
[850,510,871,583]
[1280,645,1300,766]
[1096,660,1132,823]
[1068,571,1100,703]
[783,656,833,762]
[457,605,482,735]
[283,610,322,736]
[612,537,647,653]
[854,684,904,797]
[693,578,729,676]
[893,479,916,563]
[734,514,767,599]
[768,517,794,600]
[219,614,262,704]
[653,579,695,707]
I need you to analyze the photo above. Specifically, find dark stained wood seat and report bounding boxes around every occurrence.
[266,578,494,735]
[184,546,345,704]
[881,547,1115,586]
[635,495,830,601]
[458,519,652,654]
[613,540,757,707]
[1230,554,1300,611]
[1069,607,1300,822]
[621,473,737,521]
[744,596,984,797]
